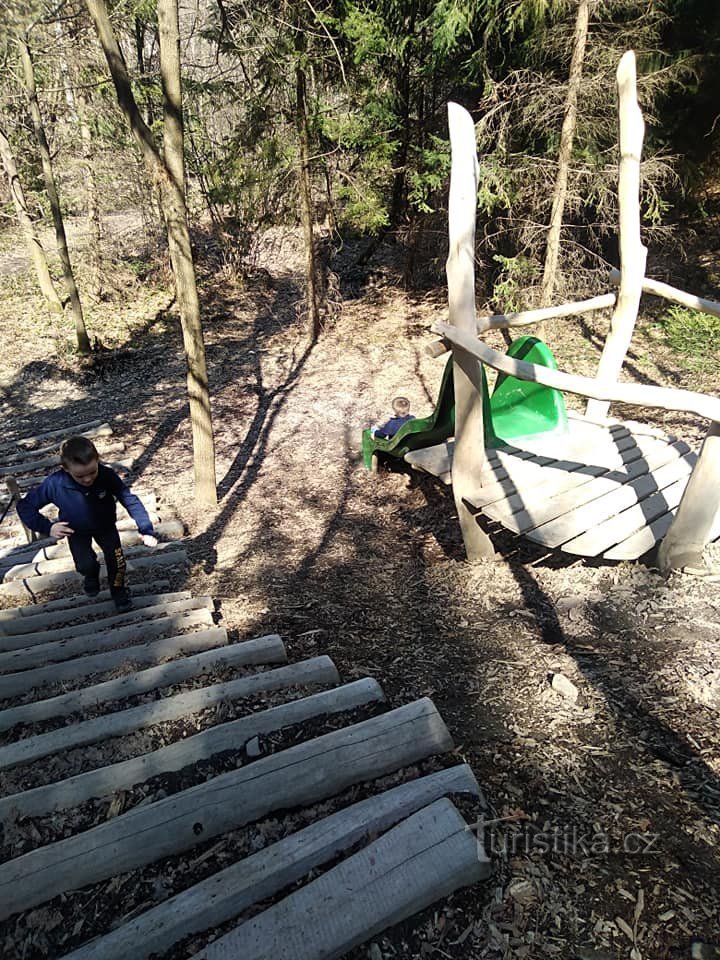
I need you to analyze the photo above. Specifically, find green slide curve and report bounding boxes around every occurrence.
[362,335,568,469]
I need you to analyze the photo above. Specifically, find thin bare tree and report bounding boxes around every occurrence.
[84,0,218,506]
[18,33,91,353]
[0,123,63,312]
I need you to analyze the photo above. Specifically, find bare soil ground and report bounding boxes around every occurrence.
[0,216,719,959]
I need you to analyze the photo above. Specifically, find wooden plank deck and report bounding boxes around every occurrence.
[404,416,710,560]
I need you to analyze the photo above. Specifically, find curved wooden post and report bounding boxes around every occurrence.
[586,51,646,420]
[657,421,720,573]
[446,103,495,561]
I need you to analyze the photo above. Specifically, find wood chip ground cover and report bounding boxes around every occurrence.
[0,222,719,958]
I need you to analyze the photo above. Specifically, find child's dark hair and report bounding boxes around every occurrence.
[392,396,411,415]
[60,436,99,467]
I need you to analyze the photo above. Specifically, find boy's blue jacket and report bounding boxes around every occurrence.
[16,464,154,538]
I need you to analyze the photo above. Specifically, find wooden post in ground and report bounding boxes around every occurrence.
[586,51,646,421]
[657,421,720,573]
[446,103,495,562]
[6,477,34,544]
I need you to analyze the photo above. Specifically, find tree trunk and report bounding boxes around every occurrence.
[0,125,63,312]
[84,0,218,506]
[295,44,321,341]
[18,35,91,354]
[539,0,591,324]
[76,90,104,303]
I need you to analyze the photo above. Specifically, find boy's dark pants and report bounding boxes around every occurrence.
[68,527,127,596]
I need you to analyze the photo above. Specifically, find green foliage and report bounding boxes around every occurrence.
[407,135,451,214]
[656,305,720,370]
[491,253,539,311]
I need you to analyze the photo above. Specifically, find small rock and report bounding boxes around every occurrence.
[246,736,262,758]
[550,672,579,702]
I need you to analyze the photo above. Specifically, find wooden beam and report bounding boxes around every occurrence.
[0,634,285,734]
[0,604,214,673]
[0,678,382,821]
[432,322,720,423]
[609,267,720,319]
[194,799,489,960]
[657,421,720,573]
[587,51,646,420]
[58,765,482,960]
[0,580,172,625]
[0,596,213,653]
[0,621,225,702]
[0,655,339,772]
[0,698,453,921]
[477,293,617,333]
[446,102,494,561]
[0,590,190,636]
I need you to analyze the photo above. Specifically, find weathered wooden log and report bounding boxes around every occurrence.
[0,601,214,672]
[0,434,120,467]
[0,589,189,636]
[609,267,720,319]
[0,699,452,920]
[58,765,482,960]
[478,293,617,334]
[586,51,647,420]
[0,614,218,701]
[657,421,720,573]
[0,655,339,771]
[0,549,188,599]
[3,540,183,582]
[0,634,285,735]
[0,580,171,624]
[432,321,720,423]
[1,677,382,822]
[0,595,211,653]
[195,799,490,960]
[446,102,495,562]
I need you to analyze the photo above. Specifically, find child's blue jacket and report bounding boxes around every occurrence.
[16,464,154,538]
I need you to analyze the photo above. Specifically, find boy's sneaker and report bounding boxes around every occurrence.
[84,576,100,598]
[113,589,133,613]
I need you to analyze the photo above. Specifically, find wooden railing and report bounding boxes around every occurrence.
[442,51,720,573]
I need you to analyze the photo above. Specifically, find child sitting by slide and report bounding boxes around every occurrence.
[370,397,415,440]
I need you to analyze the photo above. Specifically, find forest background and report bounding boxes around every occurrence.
[2,0,719,344]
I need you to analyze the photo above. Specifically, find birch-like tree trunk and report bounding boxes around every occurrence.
[85,0,218,506]
[539,0,591,315]
[18,35,91,353]
[0,125,63,312]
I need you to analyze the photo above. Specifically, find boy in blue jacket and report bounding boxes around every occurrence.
[16,436,157,612]
[370,396,415,440]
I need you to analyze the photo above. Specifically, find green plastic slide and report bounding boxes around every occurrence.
[362,335,568,470]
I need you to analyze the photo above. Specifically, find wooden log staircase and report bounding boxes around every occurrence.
[0,420,490,958]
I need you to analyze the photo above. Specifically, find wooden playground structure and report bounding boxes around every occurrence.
[393,52,720,575]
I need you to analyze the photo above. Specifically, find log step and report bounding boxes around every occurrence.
[0,698,454,921]
[0,677,382,821]
[194,798,489,960]
[0,580,172,625]
[0,617,223,701]
[0,655,340,771]
[57,765,484,960]
[0,633,286,734]
[0,588,189,636]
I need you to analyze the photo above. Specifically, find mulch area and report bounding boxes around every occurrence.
[0,221,719,958]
